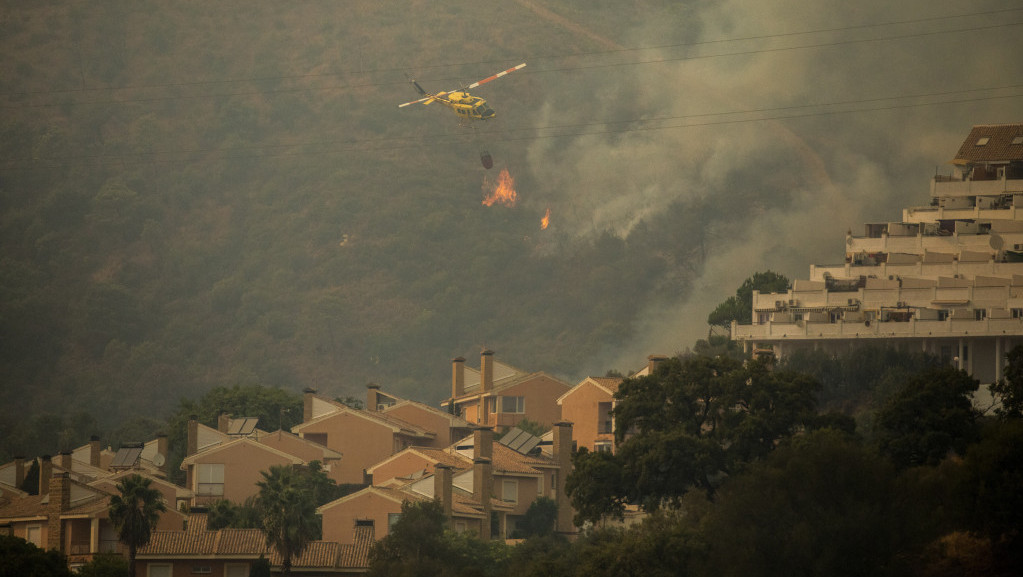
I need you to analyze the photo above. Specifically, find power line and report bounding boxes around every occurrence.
[4,84,1019,171]
[3,8,1021,110]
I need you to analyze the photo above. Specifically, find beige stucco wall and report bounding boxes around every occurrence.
[258,433,344,484]
[560,382,615,453]
[297,413,397,484]
[190,442,296,505]
[383,405,453,448]
[321,491,401,544]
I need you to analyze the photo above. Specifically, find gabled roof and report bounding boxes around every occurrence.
[92,469,192,500]
[365,446,469,476]
[179,437,306,468]
[292,403,434,439]
[954,123,1023,164]
[556,376,624,404]
[448,435,556,475]
[445,370,572,405]
[256,429,343,460]
[382,399,471,428]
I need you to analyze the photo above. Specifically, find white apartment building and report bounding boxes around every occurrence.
[733,123,1023,385]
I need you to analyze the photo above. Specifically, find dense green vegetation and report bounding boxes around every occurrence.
[0,0,711,451]
[365,355,1022,576]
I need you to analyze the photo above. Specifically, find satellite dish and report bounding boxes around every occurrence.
[152,453,166,467]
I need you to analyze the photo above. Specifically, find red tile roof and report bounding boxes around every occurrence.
[955,123,1023,163]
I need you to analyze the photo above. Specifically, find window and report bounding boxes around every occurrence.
[597,402,613,433]
[25,525,42,547]
[537,473,544,496]
[500,396,525,414]
[976,136,990,146]
[594,441,613,453]
[1012,136,1023,145]
[225,564,250,577]
[197,463,224,496]
[388,513,401,531]
[502,479,519,504]
[976,308,987,321]
[191,566,212,575]
[148,565,173,577]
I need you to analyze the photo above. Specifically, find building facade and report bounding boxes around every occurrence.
[733,123,1023,391]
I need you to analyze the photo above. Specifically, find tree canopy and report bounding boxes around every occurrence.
[108,474,166,577]
[873,366,980,469]
[706,271,790,328]
[256,465,320,576]
[567,355,820,523]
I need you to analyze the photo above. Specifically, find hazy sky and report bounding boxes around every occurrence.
[506,0,1023,373]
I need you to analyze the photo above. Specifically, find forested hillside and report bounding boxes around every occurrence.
[0,1,706,442]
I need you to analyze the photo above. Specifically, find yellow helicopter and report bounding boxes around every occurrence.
[398,63,526,122]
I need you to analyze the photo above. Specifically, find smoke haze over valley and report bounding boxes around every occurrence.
[1,0,1021,450]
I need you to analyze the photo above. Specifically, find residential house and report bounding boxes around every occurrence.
[293,391,435,485]
[0,469,186,569]
[441,350,573,432]
[376,396,474,449]
[557,355,667,453]
[137,511,372,576]
[319,423,577,543]
[180,437,305,507]
[255,428,344,484]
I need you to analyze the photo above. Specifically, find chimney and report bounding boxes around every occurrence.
[480,350,494,393]
[89,435,101,468]
[553,421,575,535]
[156,433,169,474]
[218,411,231,433]
[434,464,453,519]
[58,451,72,471]
[187,416,198,457]
[473,426,494,461]
[473,457,493,540]
[647,354,668,375]
[47,472,71,552]
[451,357,466,399]
[38,456,52,497]
[366,383,380,412]
[13,456,25,489]
[303,388,317,422]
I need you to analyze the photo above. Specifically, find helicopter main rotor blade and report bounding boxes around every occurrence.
[465,62,526,90]
[398,91,448,108]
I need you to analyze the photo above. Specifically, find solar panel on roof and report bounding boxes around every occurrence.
[227,417,259,435]
[499,427,541,454]
[110,444,143,468]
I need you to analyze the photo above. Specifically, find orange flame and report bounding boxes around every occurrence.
[482,168,517,207]
[540,207,550,230]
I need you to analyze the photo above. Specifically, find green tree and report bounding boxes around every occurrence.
[76,552,130,577]
[990,344,1023,419]
[510,496,558,538]
[573,510,705,577]
[873,366,980,469]
[256,465,319,576]
[707,270,790,328]
[367,499,452,577]
[108,474,166,577]
[0,534,73,577]
[700,429,901,577]
[568,356,819,523]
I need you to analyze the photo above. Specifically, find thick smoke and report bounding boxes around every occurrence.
[523,0,1023,374]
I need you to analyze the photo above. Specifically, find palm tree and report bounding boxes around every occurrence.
[108,474,166,577]
[256,465,319,576]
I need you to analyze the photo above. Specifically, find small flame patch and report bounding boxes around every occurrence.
[482,169,517,207]
[540,207,550,230]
